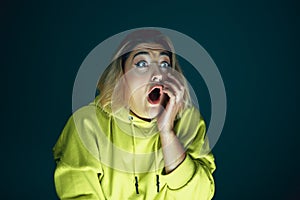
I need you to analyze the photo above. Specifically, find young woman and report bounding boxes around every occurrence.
[53,29,216,199]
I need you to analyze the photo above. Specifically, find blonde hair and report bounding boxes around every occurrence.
[96,29,191,114]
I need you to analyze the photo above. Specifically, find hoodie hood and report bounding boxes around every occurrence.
[72,96,164,174]
[95,94,160,138]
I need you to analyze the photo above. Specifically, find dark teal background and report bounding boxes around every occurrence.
[2,0,299,199]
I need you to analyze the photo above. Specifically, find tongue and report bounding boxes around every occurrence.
[149,88,160,102]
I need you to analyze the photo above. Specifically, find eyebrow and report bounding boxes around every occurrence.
[132,51,171,59]
[160,51,171,57]
[133,51,149,59]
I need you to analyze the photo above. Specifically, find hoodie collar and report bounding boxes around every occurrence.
[93,96,159,137]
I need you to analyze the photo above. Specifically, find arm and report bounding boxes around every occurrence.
[53,115,106,200]
[161,115,216,200]
[158,73,187,173]
[158,72,215,199]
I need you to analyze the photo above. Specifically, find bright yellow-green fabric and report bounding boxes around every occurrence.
[53,99,216,200]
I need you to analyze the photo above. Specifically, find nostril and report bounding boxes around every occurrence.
[152,76,158,82]
[151,75,162,82]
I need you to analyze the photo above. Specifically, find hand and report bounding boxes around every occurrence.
[157,72,185,133]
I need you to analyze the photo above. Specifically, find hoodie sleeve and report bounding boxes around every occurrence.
[161,107,216,200]
[53,115,107,200]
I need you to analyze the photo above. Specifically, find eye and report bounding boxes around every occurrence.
[135,60,149,68]
[160,61,171,68]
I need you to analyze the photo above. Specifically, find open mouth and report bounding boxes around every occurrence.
[147,86,162,104]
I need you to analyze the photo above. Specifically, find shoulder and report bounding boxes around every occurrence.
[53,102,110,164]
[71,100,111,130]
[174,106,206,146]
[176,106,205,128]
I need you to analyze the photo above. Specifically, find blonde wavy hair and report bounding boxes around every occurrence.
[96,29,191,115]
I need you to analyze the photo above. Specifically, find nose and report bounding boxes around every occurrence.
[151,75,162,82]
[151,64,163,82]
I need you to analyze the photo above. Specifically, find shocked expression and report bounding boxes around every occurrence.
[123,43,172,120]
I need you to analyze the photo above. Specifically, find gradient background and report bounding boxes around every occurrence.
[2,0,299,199]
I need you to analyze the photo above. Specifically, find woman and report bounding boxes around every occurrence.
[53,29,216,199]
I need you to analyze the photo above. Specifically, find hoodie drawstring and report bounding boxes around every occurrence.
[155,138,160,193]
[129,116,139,194]
[156,174,160,192]
[129,115,160,194]
[135,176,139,194]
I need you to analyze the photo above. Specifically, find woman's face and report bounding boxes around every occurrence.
[123,43,172,120]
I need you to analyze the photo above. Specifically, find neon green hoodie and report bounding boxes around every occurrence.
[53,98,216,199]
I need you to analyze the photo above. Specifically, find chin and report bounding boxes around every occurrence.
[147,105,164,119]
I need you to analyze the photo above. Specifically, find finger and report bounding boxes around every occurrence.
[162,87,176,104]
[163,86,184,106]
[165,73,185,101]
[163,81,177,94]
[167,73,185,91]
[163,81,183,104]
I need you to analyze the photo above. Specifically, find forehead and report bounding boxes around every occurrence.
[132,43,170,52]
[130,43,171,57]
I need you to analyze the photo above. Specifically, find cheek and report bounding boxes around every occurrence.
[123,76,145,104]
[126,73,149,91]
[129,81,146,100]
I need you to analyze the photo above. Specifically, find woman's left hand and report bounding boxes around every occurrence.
[157,72,185,134]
